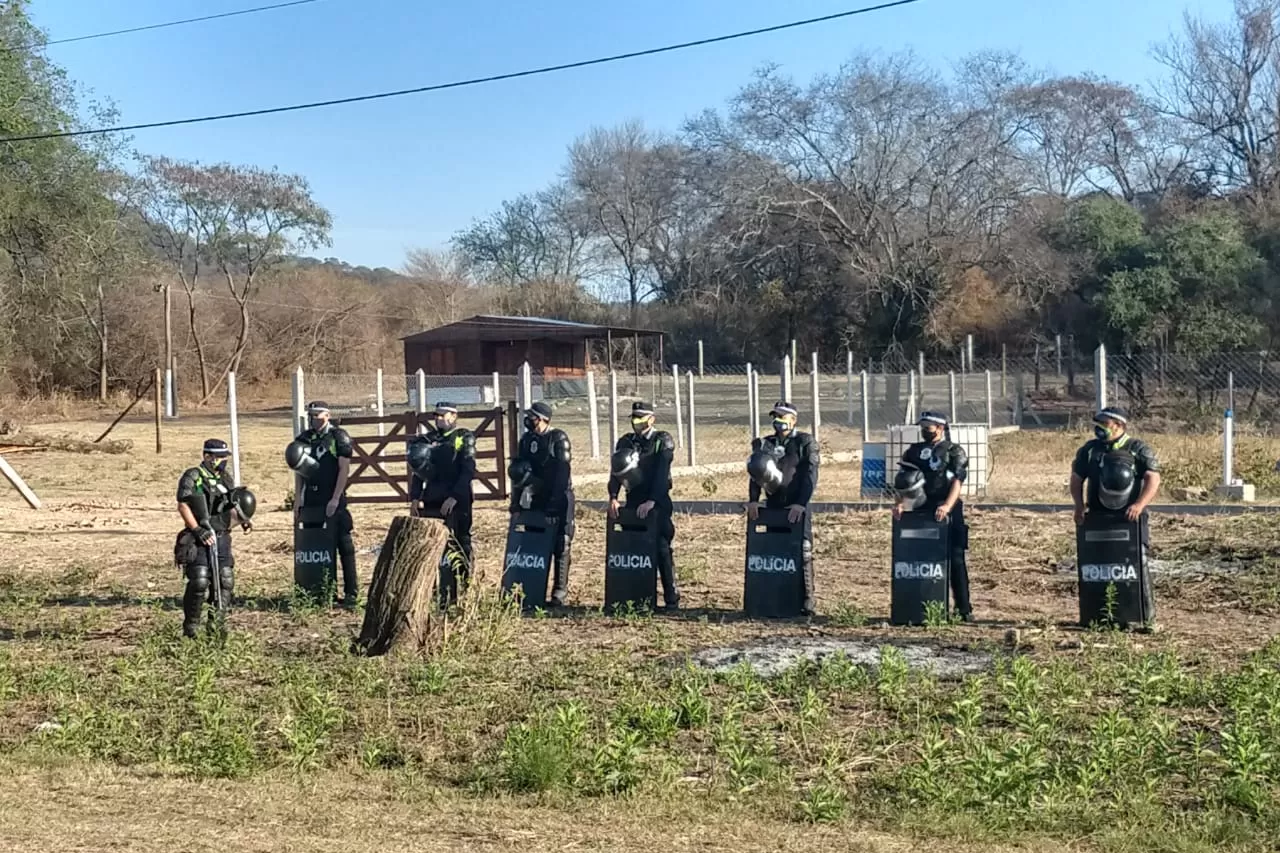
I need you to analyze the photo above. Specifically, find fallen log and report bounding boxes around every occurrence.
[352,515,449,657]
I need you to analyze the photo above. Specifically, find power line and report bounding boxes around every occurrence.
[18,0,324,51]
[0,0,923,143]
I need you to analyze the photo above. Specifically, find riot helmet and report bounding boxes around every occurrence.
[306,400,332,434]
[508,458,534,490]
[611,447,643,490]
[229,486,257,520]
[892,461,927,511]
[285,440,321,480]
[406,437,436,480]
[1093,406,1128,443]
[769,401,797,435]
[746,448,785,495]
[1097,451,1137,510]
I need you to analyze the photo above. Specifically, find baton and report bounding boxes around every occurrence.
[207,530,223,612]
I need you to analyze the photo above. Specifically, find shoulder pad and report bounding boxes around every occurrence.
[655,431,675,452]
[456,430,476,450]
[750,437,763,452]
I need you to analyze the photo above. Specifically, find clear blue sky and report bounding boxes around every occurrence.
[30,0,1230,270]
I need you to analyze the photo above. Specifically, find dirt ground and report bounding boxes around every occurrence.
[3,411,1280,852]
[3,412,1278,663]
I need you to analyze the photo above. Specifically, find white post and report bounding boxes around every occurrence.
[1095,344,1108,411]
[918,351,925,383]
[290,366,306,436]
[751,370,762,439]
[948,371,957,422]
[966,334,974,370]
[846,350,855,427]
[375,368,385,437]
[415,369,428,416]
[520,361,533,415]
[1223,371,1233,484]
[227,372,241,487]
[860,369,870,441]
[1055,334,1063,377]
[745,362,754,442]
[672,364,684,447]
[810,353,821,442]
[608,370,619,451]
[984,369,994,428]
[686,370,697,467]
[164,367,176,419]
[790,339,797,382]
[780,355,793,402]
[587,369,601,458]
[697,340,704,377]
[491,371,501,407]
[906,370,918,424]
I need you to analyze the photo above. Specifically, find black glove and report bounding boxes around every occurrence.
[196,524,216,547]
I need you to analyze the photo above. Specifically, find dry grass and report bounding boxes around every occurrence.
[2,410,1280,851]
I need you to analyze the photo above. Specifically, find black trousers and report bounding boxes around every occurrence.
[626,500,679,606]
[928,501,972,616]
[327,505,358,603]
[548,491,575,605]
[180,529,235,634]
[420,500,474,607]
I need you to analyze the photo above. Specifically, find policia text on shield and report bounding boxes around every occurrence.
[1070,407,1162,629]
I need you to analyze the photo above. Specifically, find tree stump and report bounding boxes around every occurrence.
[352,515,449,656]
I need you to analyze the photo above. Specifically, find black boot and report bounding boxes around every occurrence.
[550,538,570,607]
[657,527,680,612]
[801,535,816,616]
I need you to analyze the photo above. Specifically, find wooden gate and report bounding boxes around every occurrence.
[336,407,507,504]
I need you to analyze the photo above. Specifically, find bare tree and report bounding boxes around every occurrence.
[1153,0,1280,200]
[568,121,680,323]
[132,156,331,402]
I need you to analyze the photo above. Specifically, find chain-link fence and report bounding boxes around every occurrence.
[275,347,1280,481]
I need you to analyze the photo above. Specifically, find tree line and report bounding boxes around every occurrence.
[4,0,1280,401]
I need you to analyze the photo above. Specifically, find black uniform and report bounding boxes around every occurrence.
[294,424,358,605]
[748,429,820,611]
[1072,432,1161,617]
[899,437,972,618]
[608,428,679,608]
[175,462,235,637]
[510,427,574,606]
[409,426,477,606]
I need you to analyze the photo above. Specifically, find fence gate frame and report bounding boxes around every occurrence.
[336,406,507,504]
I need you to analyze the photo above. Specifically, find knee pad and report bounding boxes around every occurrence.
[186,565,211,593]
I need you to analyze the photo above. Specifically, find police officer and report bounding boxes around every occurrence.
[293,401,359,610]
[175,439,254,638]
[509,401,574,607]
[745,401,820,615]
[891,411,974,622]
[408,401,476,608]
[1070,406,1162,614]
[608,401,680,611]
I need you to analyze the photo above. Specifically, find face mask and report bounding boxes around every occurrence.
[922,427,941,442]
[772,418,790,434]
[523,415,538,432]
[1094,426,1110,442]
[434,418,451,432]
[308,417,329,433]
[631,418,650,434]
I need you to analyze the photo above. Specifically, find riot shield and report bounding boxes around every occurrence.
[294,503,335,601]
[604,507,658,614]
[1076,511,1152,628]
[890,512,951,626]
[743,507,807,618]
[501,511,555,609]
